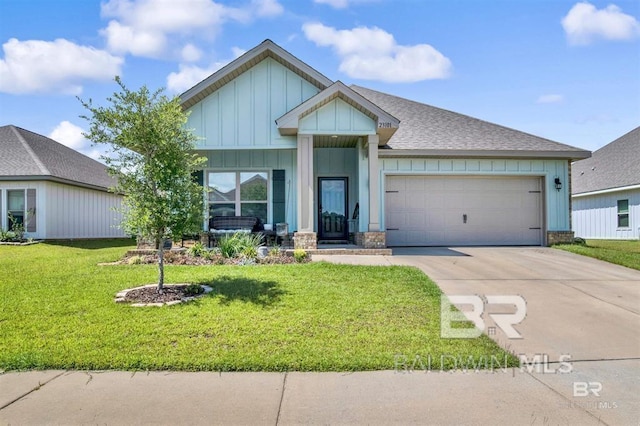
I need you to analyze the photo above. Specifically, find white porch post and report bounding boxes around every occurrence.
[295,134,317,249]
[367,134,380,232]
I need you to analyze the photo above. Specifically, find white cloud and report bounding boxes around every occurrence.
[181,43,203,62]
[49,121,87,150]
[0,38,123,95]
[167,47,246,93]
[302,23,451,82]
[100,0,283,58]
[252,0,284,17]
[314,0,349,8]
[537,94,564,104]
[49,121,109,162]
[562,2,640,45]
[313,0,376,9]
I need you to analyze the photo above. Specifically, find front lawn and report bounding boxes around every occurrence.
[0,240,516,371]
[554,239,640,271]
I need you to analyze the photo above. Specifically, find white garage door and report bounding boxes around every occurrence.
[385,176,543,246]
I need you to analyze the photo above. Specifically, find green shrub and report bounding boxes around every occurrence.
[573,237,587,246]
[128,255,143,265]
[184,283,204,296]
[217,232,263,259]
[268,246,281,257]
[293,248,308,263]
[187,242,206,257]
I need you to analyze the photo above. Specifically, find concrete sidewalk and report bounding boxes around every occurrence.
[2,247,638,425]
[0,368,616,425]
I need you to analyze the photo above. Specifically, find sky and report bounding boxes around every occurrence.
[0,0,638,160]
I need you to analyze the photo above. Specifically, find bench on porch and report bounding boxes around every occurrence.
[207,216,267,247]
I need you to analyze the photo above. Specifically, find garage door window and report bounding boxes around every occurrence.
[617,199,629,228]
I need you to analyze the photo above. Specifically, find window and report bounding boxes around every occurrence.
[617,199,629,228]
[7,190,25,229]
[208,172,268,223]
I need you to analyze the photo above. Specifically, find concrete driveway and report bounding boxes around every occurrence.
[315,246,640,424]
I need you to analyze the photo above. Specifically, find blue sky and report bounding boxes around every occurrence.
[1,0,638,159]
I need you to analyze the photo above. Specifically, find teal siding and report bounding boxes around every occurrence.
[300,98,376,135]
[198,149,297,229]
[380,158,572,233]
[186,58,320,149]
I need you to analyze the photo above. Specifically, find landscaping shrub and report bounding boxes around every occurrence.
[217,232,263,258]
[293,249,308,263]
[187,241,207,257]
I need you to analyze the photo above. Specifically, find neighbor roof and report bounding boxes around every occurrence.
[351,85,591,160]
[572,126,640,195]
[0,125,115,191]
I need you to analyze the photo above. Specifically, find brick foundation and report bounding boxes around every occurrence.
[294,232,317,250]
[547,231,574,245]
[355,232,386,249]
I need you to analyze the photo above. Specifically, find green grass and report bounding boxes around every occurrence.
[0,240,516,372]
[555,239,640,271]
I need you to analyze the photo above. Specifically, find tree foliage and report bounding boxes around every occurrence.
[80,77,205,291]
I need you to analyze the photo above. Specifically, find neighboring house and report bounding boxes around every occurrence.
[181,40,590,249]
[0,125,125,239]
[572,127,640,240]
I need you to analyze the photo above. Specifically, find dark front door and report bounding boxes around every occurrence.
[318,178,348,240]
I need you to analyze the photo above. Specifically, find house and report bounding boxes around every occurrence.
[0,125,125,240]
[572,127,640,240]
[181,39,591,249]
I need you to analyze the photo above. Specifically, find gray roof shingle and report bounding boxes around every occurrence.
[572,126,640,195]
[351,85,590,159]
[0,125,115,190]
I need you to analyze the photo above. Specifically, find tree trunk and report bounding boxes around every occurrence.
[157,238,164,293]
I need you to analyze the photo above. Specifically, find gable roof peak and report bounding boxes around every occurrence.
[180,40,334,110]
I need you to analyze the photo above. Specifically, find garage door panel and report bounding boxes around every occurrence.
[385,176,543,246]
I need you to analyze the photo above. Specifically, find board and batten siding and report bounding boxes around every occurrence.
[300,98,376,135]
[44,182,125,239]
[187,57,320,150]
[198,149,298,230]
[379,158,572,233]
[572,189,640,239]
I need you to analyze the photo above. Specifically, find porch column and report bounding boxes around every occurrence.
[295,134,317,249]
[368,134,380,232]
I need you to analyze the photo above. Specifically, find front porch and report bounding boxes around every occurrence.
[276,82,399,250]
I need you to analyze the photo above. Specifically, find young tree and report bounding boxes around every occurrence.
[80,77,206,292]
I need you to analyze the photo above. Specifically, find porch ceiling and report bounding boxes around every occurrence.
[313,135,359,148]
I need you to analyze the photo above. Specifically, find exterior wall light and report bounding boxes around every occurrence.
[554,177,562,191]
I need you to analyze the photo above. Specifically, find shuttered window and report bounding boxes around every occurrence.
[208,172,269,224]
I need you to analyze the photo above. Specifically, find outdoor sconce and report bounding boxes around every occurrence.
[554,177,562,192]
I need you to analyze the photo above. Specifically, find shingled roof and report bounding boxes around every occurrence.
[0,125,115,191]
[351,85,590,159]
[572,126,640,195]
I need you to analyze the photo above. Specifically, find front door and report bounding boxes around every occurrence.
[318,178,348,240]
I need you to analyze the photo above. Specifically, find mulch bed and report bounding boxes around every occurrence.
[123,285,193,304]
[120,251,304,266]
